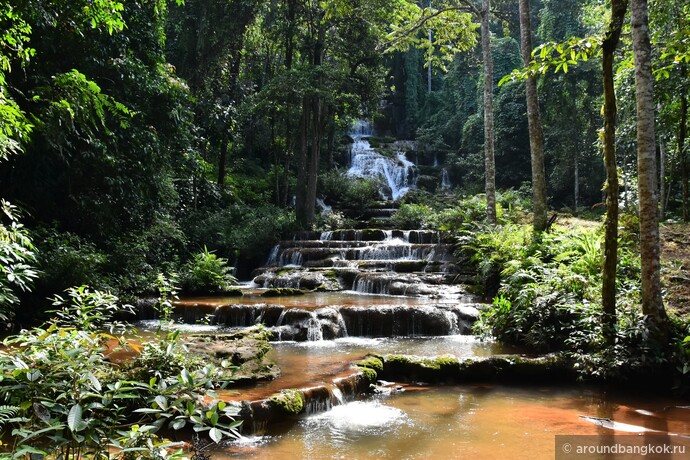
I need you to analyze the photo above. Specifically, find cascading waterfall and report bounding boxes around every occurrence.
[441,168,452,190]
[306,313,324,341]
[347,120,417,201]
[267,244,281,265]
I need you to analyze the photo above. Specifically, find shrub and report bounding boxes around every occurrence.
[180,247,238,294]
[0,201,38,323]
[0,287,241,457]
[390,203,436,229]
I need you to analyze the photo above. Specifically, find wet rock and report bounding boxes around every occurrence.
[184,326,279,384]
[378,354,576,384]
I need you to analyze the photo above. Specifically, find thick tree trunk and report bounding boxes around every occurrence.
[519,0,547,233]
[481,0,496,224]
[601,0,627,342]
[631,0,666,324]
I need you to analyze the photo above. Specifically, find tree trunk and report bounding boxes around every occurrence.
[631,0,666,324]
[217,136,228,186]
[574,151,579,215]
[601,0,627,342]
[519,0,547,233]
[296,103,310,227]
[680,84,688,222]
[659,140,665,219]
[481,0,496,224]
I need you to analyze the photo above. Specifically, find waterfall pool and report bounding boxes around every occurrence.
[214,383,690,459]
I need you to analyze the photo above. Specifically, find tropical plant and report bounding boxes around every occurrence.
[180,247,238,294]
[0,286,240,457]
[0,201,38,325]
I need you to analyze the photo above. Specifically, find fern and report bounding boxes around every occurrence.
[0,405,21,429]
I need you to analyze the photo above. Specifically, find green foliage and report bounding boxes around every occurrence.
[184,205,296,263]
[154,273,179,325]
[390,203,436,229]
[0,201,38,323]
[0,286,240,457]
[180,247,237,295]
[320,172,381,210]
[50,285,133,334]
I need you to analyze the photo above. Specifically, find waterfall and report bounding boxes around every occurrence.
[441,168,452,190]
[316,198,332,214]
[306,313,323,341]
[347,120,417,201]
[267,244,281,265]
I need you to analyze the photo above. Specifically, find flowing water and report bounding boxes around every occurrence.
[347,121,417,201]
[216,383,690,459]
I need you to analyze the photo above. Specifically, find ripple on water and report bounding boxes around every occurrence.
[303,401,411,443]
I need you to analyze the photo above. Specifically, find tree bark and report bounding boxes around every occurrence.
[481,0,496,224]
[519,0,547,233]
[680,83,688,222]
[631,0,666,324]
[659,141,665,219]
[601,0,628,342]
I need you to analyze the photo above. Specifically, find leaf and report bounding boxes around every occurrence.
[67,404,82,432]
[171,418,186,430]
[154,395,167,410]
[209,427,222,443]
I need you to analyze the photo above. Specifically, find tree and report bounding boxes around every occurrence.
[480,0,497,223]
[601,0,629,342]
[518,0,547,232]
[631,0,666,325]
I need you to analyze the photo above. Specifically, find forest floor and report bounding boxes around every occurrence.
[660,223,690,318]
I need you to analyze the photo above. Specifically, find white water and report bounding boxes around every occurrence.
[347,121,417,201]
[441,168,452,190]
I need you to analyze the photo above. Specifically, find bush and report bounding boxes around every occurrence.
[0,286,241,457]
[319,171,381,209]
[180,247,238,294]
[390,203,436,229]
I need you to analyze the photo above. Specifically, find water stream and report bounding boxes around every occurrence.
[216,385,690,459]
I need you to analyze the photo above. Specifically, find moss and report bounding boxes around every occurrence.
[261,287,306,297]
[269,389,304,415]
[357,366,378,383]
[275,267,297,276]
[356,355,383,372]
[380,354,574,384]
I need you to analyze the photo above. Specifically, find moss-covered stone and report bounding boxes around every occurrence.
[269,389,304,415]
[184,326,278,385]
[357,366,378,383]
[356,355,384,372]
[261,287,306,297]
[379,353,575,384]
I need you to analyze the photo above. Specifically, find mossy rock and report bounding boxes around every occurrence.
[357,366,378,383]
[222,287,244,297]
[269,389,304,415]
[356,355,384,372]
[380,354,574,384]
[261,287,306,297]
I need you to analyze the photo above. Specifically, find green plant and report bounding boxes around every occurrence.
[155,273,179,325]
[390,203,436,229]
[50,285,134,334]
[180,247,237,294]
[0,200,38,323]
[0,287,241,457]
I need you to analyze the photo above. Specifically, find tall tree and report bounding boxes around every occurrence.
[601,0,628,342]
[631,0,666,324]
[518,0,547,232]
[481,0,497,223]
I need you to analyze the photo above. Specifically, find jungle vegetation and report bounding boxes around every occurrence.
[0,0,689,456]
